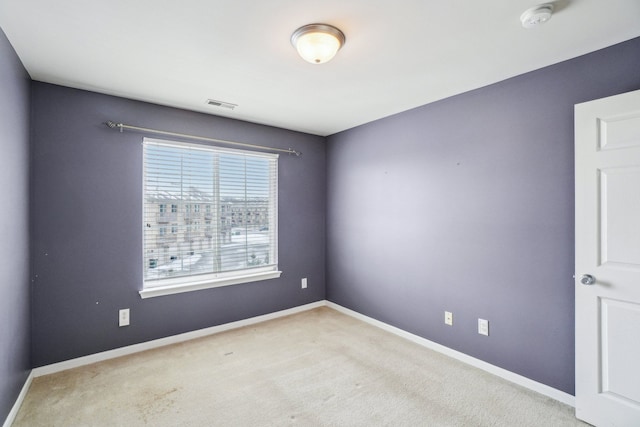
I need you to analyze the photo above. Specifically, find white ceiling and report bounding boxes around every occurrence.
[1,0,639,136]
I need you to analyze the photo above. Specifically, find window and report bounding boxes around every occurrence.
[142,138,280,298]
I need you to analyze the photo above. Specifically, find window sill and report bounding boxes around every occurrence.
[139,270,282,299]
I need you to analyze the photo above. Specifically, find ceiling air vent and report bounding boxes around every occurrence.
[206,99,238,110]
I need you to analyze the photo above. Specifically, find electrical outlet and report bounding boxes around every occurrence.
[478,318,489,336]
[444,311,453,326]
[301,278,308,289]
[119,308,130,327]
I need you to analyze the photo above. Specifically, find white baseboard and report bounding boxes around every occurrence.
[22,298,572,416]
[325,301,575,407]
[3,370,33,427]
[32,301,324,377]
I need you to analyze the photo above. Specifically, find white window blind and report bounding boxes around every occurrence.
[142,138,279,297]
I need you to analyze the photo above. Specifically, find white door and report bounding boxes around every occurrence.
[575,89,640,426]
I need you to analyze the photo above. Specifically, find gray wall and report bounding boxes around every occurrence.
[326,37,640,395]
[30,83,326,367]
[0,28,31,421]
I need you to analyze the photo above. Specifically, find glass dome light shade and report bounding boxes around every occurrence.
[291,24,345,64]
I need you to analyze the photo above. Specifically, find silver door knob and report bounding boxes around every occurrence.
[580,274,596,285]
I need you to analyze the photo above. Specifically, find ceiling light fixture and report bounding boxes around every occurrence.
[520,4,554,29]
[291,23,345,64]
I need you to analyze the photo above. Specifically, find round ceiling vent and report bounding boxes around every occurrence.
[520,4,554,29]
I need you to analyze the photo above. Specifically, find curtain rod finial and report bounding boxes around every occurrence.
[105,121,123,132]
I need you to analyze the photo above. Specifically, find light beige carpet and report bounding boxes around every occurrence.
[13,307,589,426]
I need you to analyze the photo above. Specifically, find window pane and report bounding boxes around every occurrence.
[143,138,278,287]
